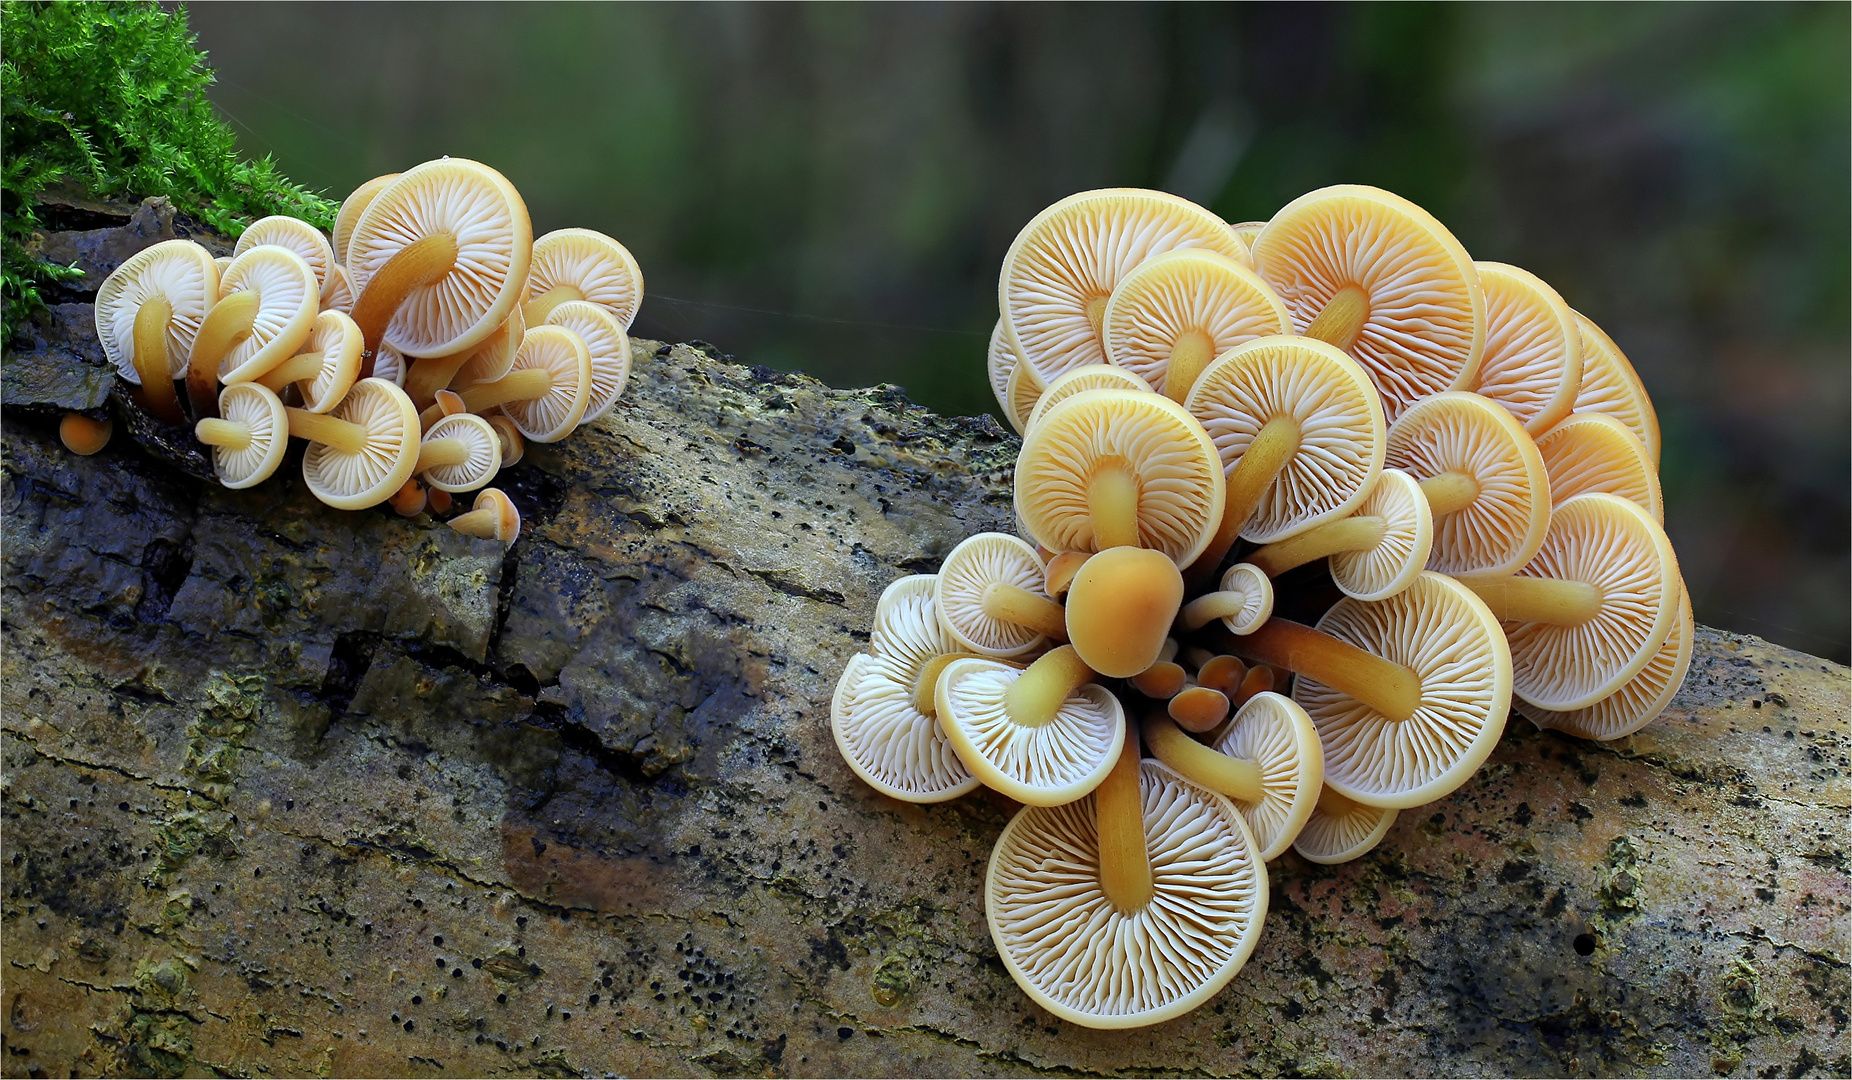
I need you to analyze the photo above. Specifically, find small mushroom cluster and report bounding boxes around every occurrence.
[84,157,645,548]
[835,185,1689,1028]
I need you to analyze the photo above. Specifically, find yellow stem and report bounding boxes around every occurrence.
[1248,515,1388,577]
[416,436,471,473]
[1097,723,1153,914]
[256,350,327,391]
[1163,327,1216,403]
[1303,283,1369,352]
[522,284,585,327]
[1142,714,1263,802]
[1178,590,1260,632]
[910,652,988,716]
[286,408,369,455]
[1421,471,1480,516]
[1088,455,1141,549]
[186,291,260,419]
[404,351,474,411]
[1188,415,1301,586]
[1001,645,1094,728]
[351,233,460,373]
[1456,575,1603,625]
[1233,618,1421,722]
[457,368,552,413]
[981,583,1069,641]
[193,418,251,452]
[131,297,183,424]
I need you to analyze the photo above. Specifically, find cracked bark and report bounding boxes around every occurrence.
[1,199,1848,1078]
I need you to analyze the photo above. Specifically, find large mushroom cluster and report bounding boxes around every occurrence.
[834,185,1689,1028]
[84,157,644,547]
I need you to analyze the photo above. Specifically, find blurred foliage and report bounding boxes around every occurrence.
[0,0,332,338]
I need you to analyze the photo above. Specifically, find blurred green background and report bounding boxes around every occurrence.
[184,2,1848,662]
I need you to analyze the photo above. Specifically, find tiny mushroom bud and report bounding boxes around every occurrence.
[388,477,427,517]
[1167,686,1230,733]
[59,412,112,456]
[426,487,454,515]
[448,488,521,546]
[1128,662,1187,700]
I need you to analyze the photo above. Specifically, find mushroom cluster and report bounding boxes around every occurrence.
[836,184,1689,1028]
[85,157,645,548]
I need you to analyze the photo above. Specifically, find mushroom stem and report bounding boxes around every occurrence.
[1002,645,1096,728]
[1420,471,1480,516]
[910,652,988,716]
[980,583,1069,642]
[1302,283,1370,353]
[416,436,472,473]
[256,349,327,392]
[1087,455,1141,549]
[1230,618,1421,723]
[185,290,261,420]
[1163,327,1216,403]
[351,232,461,374]
[285,408,370,455]
[1455,575,1604,625]
[1248,515,1388,577]
[193,418,253,452]
[522,284,585,326]
[456,368,553,414]
[1189,415,1301,586]
[131,297,186,424]
[1096,722,1153,914]
[404,350,475,411]
[1142,714,1263,802]
[1178,589,1263,632]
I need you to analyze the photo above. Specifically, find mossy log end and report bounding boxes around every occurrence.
[2,216,1848,1078]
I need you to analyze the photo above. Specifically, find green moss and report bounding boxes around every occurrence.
[1,1,335,338]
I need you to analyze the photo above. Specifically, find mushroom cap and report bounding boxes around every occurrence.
[1251,184,1484,423]
[348,157,533,358]
[301,377,422,510]
[1024,363,1154,431]
[208,382,289,489]
[1227,220,1265,252]
[527,227,645,330]
[985,759,1267,1028]
[1386,390,1550,576]
[1571,311,1661,468]
[420,412,502,492]
[1186,335,1387,543]
[544,300,631,425]
[987,320,1026,432]
[460,487,522,543]
[832,576,981,803]
[1213,562,1274,635]
[1296,571,1512,809]
[94,239,220,383]
[450,305,526,389]
[331,172,401,266]
[1015,389,1225,566]
[214,255,232,276]
[935,533,1052,658]
[1292,788,1397,865]
[1005,356,1045,435]
[1328,468,1434,601]
[1100,249,1291,399]
[216,245,321,384]
[499,325,593,443]
[934,657,1123,806]
[294,310,365,413]
[1213,691,1324,861]
[1065,546,1185,678]
[1493,492,1681,712]
[1000,188,1251,385]
[1470,261,1582,436]
[234,215,335,293]
[321,261,355,314]
[487,414,525,468]
[1517,584,1692,741]
[371,341,407,387]
[58,413,112,456]
[1534,411,1662,522]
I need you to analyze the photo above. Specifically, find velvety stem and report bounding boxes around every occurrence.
[256,350,327,392]
[186,291,260,419]
[130,297,184,424]
[416,437,471,473]
[351,233,460,375]
[910,652,988,716]
[285,408,369,455]
[457,369,551,414]
[1163,328,1216,403]
[1002,645,1095,728]
[1457,575,1603,625]
[1188,414,1301,587]
[1178,590,1259,632]
[981,583,1069,641]
[1421,471,1479,516]
[1087,456,1141,550]
[404,352,474,410]
[193,418,251,452]
[1232,618,1421,722]
[1143,713,1263,802]
[1249,515,1387,577]
[522,284,583,326]
[1302,283,1370,352]
[1097,722,1153,913]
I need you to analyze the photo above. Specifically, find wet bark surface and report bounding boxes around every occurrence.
[2,205,1848,1078]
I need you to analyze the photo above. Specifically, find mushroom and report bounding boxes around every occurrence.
[1004,356,1043,434]
[1292,787,1398,865]
[1469,262,1582,436]
[1244,468,1434,601]
[417,412,502,493]
[321,262,355,314]
[454,326,592,443]
[1042,550,1087,599]
[1064,545,1186,679]
[1183,335,1386,584]
[986,320,1031,433]
[194,382,289,489]
[1385,390,1550,576]
[1250,184,1484,423]
[831,575,983,803]
[404,305,525,411]
[1101,248,1290,402]
[985,750,1267,1028]
[999,188,1251,386]
[1454,492,1680,712]
[523,228,645,329]
[1166,687,1229,732]
[346,158,533,370]
[1023,363,1154,432]
[427,488,454,516]
[1570,311,1661,468]
[1236,571,1512,809]
[1533,412,1662,522]
[388,477,428,517]
[292,377,422,510]
[233,215,335,294]
[1014,389,1224,565]
[371,341,407,387]
[330,172,402,266]
[58,412,112,456]
[935,532,1065,658]
[1177,562,1274,635]
[1227,220,1265,252]
[543,300,631,426]
[185,244,319,418]
[934,644,1123,805]
[448,487,521,546]
[1144,690,1323,861]
[1516,586,1693,741]
[488,414,525,469]
[93,238,219,424]
[254,309,363,413]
